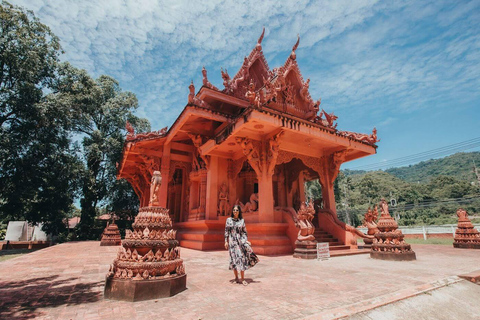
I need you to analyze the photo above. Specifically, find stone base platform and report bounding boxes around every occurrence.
[0,240,50,250]
[104,274,187,302]
[370,251,416,261]
[453,243,480,249]
[100,241,121,246]
[458,270,480,284]
[293,240,317,259]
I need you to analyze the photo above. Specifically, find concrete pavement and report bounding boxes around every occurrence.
[0,242,479,319]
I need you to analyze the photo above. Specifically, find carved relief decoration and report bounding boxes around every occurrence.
[318,149,349,187]
[229,158,247,179]
[187,133,210,170]
[139,155,160,176]
[276,150,321,177]
[168,160,191,183]
[235,131,284,177]
[339,127,380,145]
[223,27,270,100]
[235,137,263,175]
[125,120,168,142]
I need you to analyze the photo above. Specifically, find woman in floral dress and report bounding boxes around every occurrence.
[224,205,258,285]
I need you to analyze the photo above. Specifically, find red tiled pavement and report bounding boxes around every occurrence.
[0,242,479,320]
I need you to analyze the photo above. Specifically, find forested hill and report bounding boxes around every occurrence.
[327,151,480,226]
[343,152,480,183]
[385,152,480,183]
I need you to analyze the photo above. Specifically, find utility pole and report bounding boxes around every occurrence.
[343,183,350,225]
[473,161,480,187]
[390,191,399,221]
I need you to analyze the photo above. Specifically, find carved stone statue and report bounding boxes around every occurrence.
[296,201,315,242]
[237,193,258,213]
[245,79,257,106]
[218,182,229,216]
[363,207,379,247]
[149,171,162,206]
[380,198,389,217]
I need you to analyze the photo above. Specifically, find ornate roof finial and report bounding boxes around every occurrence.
[125,120,135,135]
[290,34,300,60]
[188,81,195,104]
[202,66,218,90]
[256,27,265,51]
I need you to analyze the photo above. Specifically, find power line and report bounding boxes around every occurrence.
[347,137,480,171]
[341,194,480,214]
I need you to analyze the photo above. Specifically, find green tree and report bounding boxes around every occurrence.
[0,2,81,235]
[46,63,149,239]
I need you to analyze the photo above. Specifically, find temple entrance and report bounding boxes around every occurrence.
[274,158,320,211]
[234,161,259,218]
[167,168,185,223]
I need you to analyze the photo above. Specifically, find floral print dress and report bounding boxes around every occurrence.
[225,217,258,271]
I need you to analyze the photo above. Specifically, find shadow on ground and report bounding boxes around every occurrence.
[0,275,103,319]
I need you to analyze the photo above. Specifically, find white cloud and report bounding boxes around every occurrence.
[9,0,480,137]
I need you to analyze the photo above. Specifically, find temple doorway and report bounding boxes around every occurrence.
[167,168,185,223]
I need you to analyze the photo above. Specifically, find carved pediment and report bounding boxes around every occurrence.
[222,28,271,99]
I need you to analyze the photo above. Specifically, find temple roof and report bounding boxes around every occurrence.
[117,29,379,181]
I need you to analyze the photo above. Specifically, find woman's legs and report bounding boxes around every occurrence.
[233,269,247,285]
[233,269,239,282]
[240,271,248,285]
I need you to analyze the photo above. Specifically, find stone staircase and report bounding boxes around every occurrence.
[313,228,350,251]
[313,228,370,257]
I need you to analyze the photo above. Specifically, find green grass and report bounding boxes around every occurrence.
[0,253,24,262]
[358,237,454,245]
[0,248,40,262]
[405,238,454,245]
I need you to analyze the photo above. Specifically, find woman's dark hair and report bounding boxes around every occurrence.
[231,204,243,220]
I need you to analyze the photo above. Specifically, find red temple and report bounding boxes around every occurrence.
[117,29,378,255]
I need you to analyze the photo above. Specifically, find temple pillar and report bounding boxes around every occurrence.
[320,180,336,213]
[199,169,207,219]
[205,156,219,220]
[277,171,286,207]
[317,150,347,215]
[258,170,275,223]
[159,143,171,208]
[236,131,284,223]
[227,159,237,213]
[298,171,306,203]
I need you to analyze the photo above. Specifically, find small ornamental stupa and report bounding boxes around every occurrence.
[100,220,122,246]
[370,199,416,261]
[453,208,480,249]
[104,171,186,301]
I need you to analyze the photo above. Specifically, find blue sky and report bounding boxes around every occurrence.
[12,0,480,170]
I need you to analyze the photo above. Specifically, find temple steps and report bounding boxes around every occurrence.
[329,248,370,257]
[175,220,293,255]
[175,220,225,251]
[313,229,352,251]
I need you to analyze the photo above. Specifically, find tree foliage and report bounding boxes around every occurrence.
[306,152,480,227]
[0,2,81,235]
[45,63,149,239]
[0,2,149,238]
